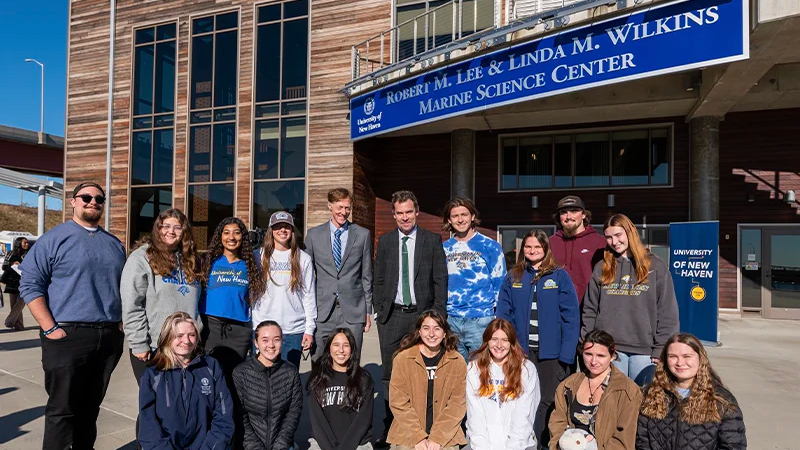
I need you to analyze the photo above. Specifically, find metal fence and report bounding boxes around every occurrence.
[351,0,496,81]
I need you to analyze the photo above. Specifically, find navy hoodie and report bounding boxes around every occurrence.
[139,355,234,450]
[496,265,580,363]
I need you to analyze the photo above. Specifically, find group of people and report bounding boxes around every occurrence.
[4,180,747,450]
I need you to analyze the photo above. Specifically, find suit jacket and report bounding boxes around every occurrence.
[304,221,373,324]
[373,227,448,324]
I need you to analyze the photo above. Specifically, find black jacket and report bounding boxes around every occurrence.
[636,385,747,450]
[372,227,448,324]
[232,356,303,450]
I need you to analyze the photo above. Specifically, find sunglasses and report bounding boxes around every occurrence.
[74,194,106,205]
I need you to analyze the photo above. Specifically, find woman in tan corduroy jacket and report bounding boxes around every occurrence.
[549,330,642,450]
[387,310,467,450]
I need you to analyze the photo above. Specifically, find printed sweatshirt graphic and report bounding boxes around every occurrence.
[581,254,680,358]
[444,232,507,318]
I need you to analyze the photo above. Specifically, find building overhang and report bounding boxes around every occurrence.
[346,0,751,141]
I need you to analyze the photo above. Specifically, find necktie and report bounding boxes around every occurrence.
[333,228,343,270]
[401,236,412,306]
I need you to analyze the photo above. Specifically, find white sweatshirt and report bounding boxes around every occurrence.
[466,359,540,450]
[252,249,317,335]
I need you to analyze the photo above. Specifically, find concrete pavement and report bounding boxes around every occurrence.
[0,310,797,449]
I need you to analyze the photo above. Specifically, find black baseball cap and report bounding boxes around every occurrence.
[556,195,585,211]
[72,182,106,198]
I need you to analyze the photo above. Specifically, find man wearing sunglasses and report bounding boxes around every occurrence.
[19,181,127,450]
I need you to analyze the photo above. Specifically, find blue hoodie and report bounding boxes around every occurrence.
[138,355,234,450]
[496,266,580,363]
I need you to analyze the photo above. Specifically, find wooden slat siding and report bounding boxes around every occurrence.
[353,149,377,250]
[67,1,266,245]
[308,0,392,229]
[65,0,113,225]
[718,108,800,309]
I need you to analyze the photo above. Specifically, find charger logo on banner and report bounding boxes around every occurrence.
[669,221,719,343]
[350,0,748,140]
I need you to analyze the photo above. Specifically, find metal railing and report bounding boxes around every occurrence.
[510,0,584,20]
[351,0,496,80]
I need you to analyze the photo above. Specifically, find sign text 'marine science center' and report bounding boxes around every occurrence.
[350,0,748,140]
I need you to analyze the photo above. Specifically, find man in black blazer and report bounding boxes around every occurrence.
[372,190,448,445]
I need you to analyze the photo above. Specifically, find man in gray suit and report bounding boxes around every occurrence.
[304,188,373,360]
[372,190,448,445]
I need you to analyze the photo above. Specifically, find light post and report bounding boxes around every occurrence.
[25,58,45,144]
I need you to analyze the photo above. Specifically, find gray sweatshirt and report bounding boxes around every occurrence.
[581,253,679,358]
[121,244,202,354]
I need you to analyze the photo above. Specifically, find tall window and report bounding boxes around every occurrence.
[129,23,177,247]
[253,0,308,232]
[500,126,671,191]
[188,11,239,247]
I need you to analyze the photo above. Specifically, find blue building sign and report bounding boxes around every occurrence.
[350,0,748,140]
[669,221,719,344]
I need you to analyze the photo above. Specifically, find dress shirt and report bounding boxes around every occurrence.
[329,219,350,260]
[394,226,418,305]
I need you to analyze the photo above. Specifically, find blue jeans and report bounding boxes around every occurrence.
[613,351,655,386]
[448,315,494,362]
[281,333,303,368]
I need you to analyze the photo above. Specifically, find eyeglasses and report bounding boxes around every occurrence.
[159,225,184,232]
[74,194,106,205]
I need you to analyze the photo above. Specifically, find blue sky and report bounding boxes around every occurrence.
[0,1,68,210]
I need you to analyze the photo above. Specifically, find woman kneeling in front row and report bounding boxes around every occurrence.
[308,328,375,450]
[637,333,747,450]
[138,312,234,449]
[388,310,467,450]
[232,320,303,450]
[466,318,540,450]
[549,330,642,450]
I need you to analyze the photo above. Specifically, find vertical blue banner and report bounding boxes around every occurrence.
[669,221,719,343]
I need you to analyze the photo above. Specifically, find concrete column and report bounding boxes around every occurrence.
[690,116,721,221]
[451,129,475,199]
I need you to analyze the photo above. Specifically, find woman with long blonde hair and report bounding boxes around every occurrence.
[496,229,580,446]
[138,312,234,449]
[466,318,540,450]
[637,333,746,450]
[252,211,316,368]
[581,213,679,385]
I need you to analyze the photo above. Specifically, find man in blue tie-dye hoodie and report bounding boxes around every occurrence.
[442,197,506,361]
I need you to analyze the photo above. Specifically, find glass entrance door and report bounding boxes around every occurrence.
[763,228,800,319]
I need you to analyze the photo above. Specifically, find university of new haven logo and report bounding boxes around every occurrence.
[621,275,631,284]
[543,279,558,289]
[364,97,375,116]
[200,377,212,395]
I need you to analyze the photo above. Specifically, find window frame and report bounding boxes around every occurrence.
[497,123,674,193]
[250,0,311,232]
[185,8,242,194]
[128,20,179,248]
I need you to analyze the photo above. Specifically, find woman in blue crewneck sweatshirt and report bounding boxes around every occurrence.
[496,228,580,448]
[199,217,265,380]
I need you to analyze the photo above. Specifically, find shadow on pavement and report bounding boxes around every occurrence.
[0,338,42,352]
[116,440,137,450]
[0,405,46,444]
[0,387,19,396]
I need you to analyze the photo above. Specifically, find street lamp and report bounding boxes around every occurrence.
[25,58,44,144]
